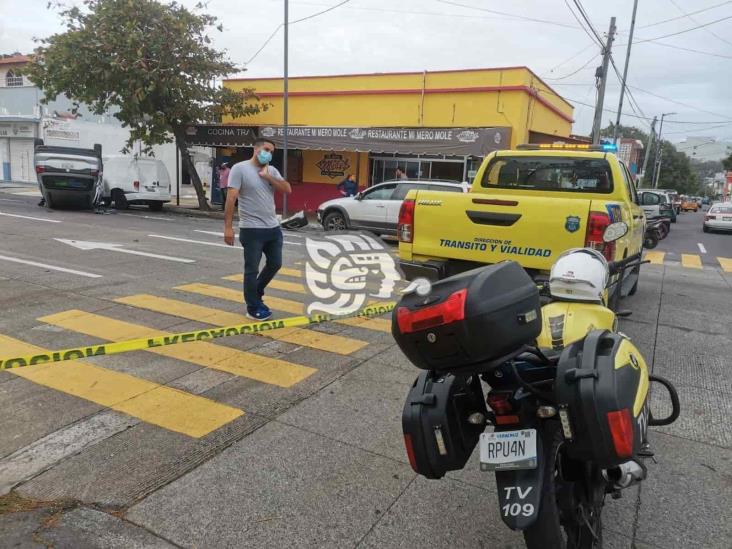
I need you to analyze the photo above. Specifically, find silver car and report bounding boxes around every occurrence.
[703,203,732,233]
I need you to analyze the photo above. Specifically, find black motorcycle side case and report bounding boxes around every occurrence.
[555,330,649,469]
[402,371,487,479]
[392,262,541,373]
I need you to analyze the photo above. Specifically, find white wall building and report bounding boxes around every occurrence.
[676,136,732,163]
[0,53,213,198]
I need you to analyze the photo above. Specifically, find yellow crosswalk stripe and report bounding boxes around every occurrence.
[644,251,665,265]
[175,283,391,333]
[0,334,243,438]
[279,267,302,277]
[681,254,703,269]
[223,274,305,294]
[38,310,317,387]
[717,257,732,273]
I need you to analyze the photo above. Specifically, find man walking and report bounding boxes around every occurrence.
[217,162,231,211]
[224,139,292,320]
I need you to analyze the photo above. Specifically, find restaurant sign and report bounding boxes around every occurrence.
[184,124,510,156]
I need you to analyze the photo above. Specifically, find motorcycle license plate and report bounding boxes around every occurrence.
[479,429,537,471]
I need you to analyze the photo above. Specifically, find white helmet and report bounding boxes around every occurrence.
[549,248,609,302]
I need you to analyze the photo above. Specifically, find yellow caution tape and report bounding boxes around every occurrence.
[0,302,396,370]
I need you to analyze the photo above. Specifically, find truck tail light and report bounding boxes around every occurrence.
[133,180,140,191]
[585,211,614,261]
[35,166,45,174]
[705,215,715,221]
[396,288,467,334]
[607,408,634,458]
[91,170,99,176]
[398,198,415,243]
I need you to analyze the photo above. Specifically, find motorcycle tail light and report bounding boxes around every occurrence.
[403,433,418,472]
[607,408,634,458]
[396,288,467,334]
[487,392,514,416]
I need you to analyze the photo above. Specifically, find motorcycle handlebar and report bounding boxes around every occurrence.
[607,253,644,275]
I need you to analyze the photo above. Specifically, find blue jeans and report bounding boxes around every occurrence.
[239,227,283,309]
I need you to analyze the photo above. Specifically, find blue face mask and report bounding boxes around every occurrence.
[257,150,272,164]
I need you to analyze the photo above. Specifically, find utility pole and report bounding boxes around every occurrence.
[614,0,638,143]
[592,17,616,144]
[640,116,657,188]
[652,112,676,188]
[282,0,289,218]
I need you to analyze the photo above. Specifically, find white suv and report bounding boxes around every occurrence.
[317,179,467,235]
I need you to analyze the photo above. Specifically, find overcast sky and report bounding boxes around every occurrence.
[2,0,732,144]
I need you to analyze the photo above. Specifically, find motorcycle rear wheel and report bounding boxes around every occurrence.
[523,422,605,549]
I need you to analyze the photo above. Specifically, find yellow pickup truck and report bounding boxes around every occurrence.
[397,144,645,293]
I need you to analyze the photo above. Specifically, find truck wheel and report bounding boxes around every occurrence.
[323,211,347,231]
[149,202,164,212]
[112,189,129,210]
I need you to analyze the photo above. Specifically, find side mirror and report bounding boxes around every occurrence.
[603,221,628,243]
[355,192,363,200]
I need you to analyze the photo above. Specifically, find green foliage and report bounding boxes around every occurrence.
[723,152,732,172]
[601,123,699,194]
[25,0,262,209]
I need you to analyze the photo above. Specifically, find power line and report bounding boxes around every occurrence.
[571,0,605,46]
[244,0,352,65]
[436,0,581,30]
[627,39,732,59]
[547,41,597,73]
[542,52,600,81]
[564,0,604,47]
[665,122,732,135]
[667,0,732,48]
[632,14,732,44]
[639,0,732,28]
[627,84,732,121]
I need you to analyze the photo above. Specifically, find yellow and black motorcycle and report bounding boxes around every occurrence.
[394,221,680,549]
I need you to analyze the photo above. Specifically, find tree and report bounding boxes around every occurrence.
[25,0,261,210]
[601,123,699,193]
[723,152,732,172]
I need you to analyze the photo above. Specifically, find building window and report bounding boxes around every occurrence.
[6,70,23,87]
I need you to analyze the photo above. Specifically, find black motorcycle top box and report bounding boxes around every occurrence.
[392,261,541,373]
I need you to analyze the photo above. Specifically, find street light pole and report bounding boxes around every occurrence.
[282,0,289,219]
[652,112,676,188]
[613,0,638,143]
[640,116,657,188]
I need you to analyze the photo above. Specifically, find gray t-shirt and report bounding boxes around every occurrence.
[228,160,282,229]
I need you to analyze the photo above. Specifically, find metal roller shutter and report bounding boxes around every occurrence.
[10,139,34,183]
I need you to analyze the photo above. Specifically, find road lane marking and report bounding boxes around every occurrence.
[223,273,305,294]
[643,251,665,265]
[175,283,391,333]
[39,309,317,387]
[0,211,61,223]
[0,254,103,278]
[0,334,243,438]
[149,234,303,247]
[11,190,42,197]
[118,213,174,221]
[115,293,368,354]
[55,239,195,263]
[698,243,707,254]
[194,230,225,237]
[718,257,732,273]
[681,254,703,269]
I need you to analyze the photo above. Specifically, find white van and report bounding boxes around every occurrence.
[102,156,171,210]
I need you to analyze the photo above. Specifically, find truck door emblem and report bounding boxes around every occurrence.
[565,216,581,233]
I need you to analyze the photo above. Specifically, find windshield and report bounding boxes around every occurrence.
[711,205,732,214]
[481,156,613,194]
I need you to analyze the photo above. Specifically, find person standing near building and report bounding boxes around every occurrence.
[224,139,292,320]
[217,162,231,211]
[337,173,358,196]
[395,167,408,180]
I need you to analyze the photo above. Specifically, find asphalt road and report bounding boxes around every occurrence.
[0,186,730,548]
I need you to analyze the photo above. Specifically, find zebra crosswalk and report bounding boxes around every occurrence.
[644,251,732,272]
[2,267,394,440]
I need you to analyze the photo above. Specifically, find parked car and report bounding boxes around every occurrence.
[639,190,675,221]
[654,190,678,222]
[681,196,699,212]
[317,179,467,235]
[657,189,681,214]
[102,156,172,211]
[703,203,732,233]
[34,140,103,209]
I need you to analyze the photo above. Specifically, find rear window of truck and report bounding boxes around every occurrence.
[481,156,614,194]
